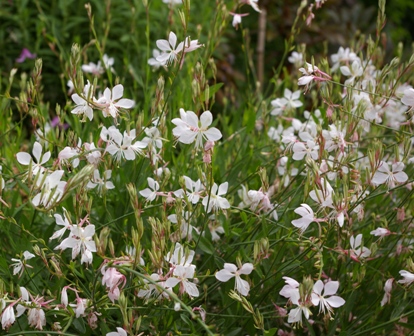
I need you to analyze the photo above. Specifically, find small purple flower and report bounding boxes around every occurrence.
[51,116,69,130]
[16,48,37,63]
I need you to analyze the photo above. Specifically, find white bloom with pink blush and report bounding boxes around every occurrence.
[381,278,394,306]
[32,170,67,209]
[101,265,127,303]
[55,224,96,264]
[292,140,319,161]
[398,270,414,286]
[71,81,94,121]
[372,161,408,188]
[172,109,222,150]
[349,234,371,260]
[165,265,199,298]
[95,84,135,119]
[401,88,414,107]
[16,141,50,176]
[139,177,160,202]
[202,182,230,213]
[291,204,315,232]
[370,227,391,237]
[311,280,345,316]
[1,305,15,330]
[215,263,253,296]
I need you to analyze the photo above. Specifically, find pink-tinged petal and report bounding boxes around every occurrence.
[311,293,320,306]
[155,53,170,64]
[183,281,199,297]
[85,240,96,252]
[401,89,414,106]
[236,277,250,296]
[394,171,408,183]
[377,161,390,174]
[177,130,197,144]
[291,217,312,231]
[340,66,351,76]
[223,263,238,273]
[283,276,299,288]
[103,87,112,101]
[32,142,42,162]
[16,152,32,165]
[31,193,41,206]
[239,263,253,275]
[139,188,154,199]
[326,295,345,308]
[218,182,228,196]
[204,128,222,141]
[186,111,199,127]
[313,280,324,296]
[165,277,180,288]
[175,41,184,53]
[218,198,231,209]
[156,39,171,52]
[168,31,177,49]
[298,76,314,86]
[123,148,136,160]
[48,170,64,188]
[40,151,51,165]
[354,234,362,249]
[200,111,213,128]
[294,204,313,217]
[112,84,124,101]
[83,225,96,237]
[372,171,388,185]
[392,162,405,172]
[324,281,339,296]
[116,98,135,109]
[20,287,29,302]
[71,93,84,105]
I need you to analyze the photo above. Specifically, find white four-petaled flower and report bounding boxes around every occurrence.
[215,263,253,296]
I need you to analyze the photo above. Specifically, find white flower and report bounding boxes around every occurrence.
[287,290,311,325]
[156,32,185,65]
[401,88,414,107]
[279,276,300,300]
[370,227,391,237]
[139,177,160,202]
[215,263,253,296]
[349,234,371,260]
[82,54,114,75]
[340,60,363,85]
[11,251,35,277]
[398,270,414,286]
[107,327,127,336]
[311,280,345,316]
[331,47,358,72]
[95,84,135,119]
[87,169,115,192]
[16,142,50,176]
[270,89,303,116]
[298,62,319,86]
[372,161,408,188]
[84,142,101,165]
[288,51,303,67]
[137,273,169,301]
[165,242,195,268]
[174,176,203,204]
[309,178,334,208]
[232,14,242,28]
[32,170,67,209]
[148,49,165,70]
[291,204,315,232]
[165,265,199,298]
[292,140,319,161]
[172,109,222,149]
[380,278,393,306]
[101,126,147,161]
[71,81,94,121]
[1,305,15,330]
[202,182,231,213]
[55,224,97,264]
